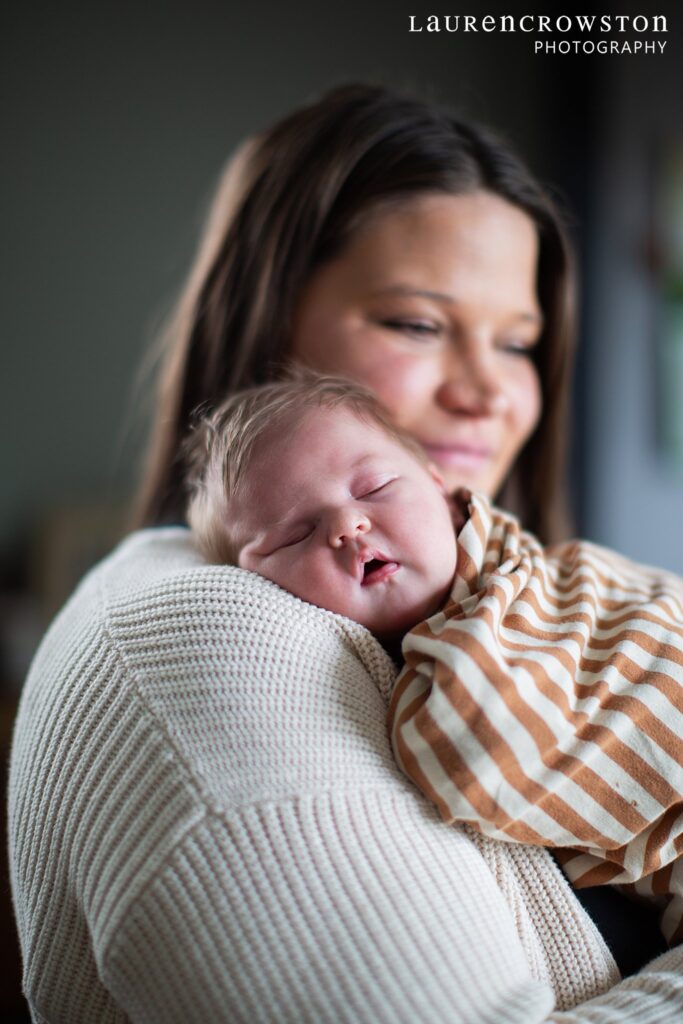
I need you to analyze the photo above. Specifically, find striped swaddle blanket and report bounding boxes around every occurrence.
[389,490,683,944]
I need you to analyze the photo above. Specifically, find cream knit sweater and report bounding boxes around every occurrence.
[8,529,683,1023]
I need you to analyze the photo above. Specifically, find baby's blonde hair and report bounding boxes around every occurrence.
[184,367,428,563]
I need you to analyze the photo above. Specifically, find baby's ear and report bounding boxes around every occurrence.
[426,462,447,494]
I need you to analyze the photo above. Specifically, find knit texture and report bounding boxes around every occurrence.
[9,529,683,1022]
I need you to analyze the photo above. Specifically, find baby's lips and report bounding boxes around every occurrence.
[362,561,400,587]
[357,546,384,573]
[358,548,400,586]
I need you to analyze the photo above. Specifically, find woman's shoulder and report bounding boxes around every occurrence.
[38,524,375,661]
[87,525,215,602]
[93,527,397,696]
[9,527,401,994]
[18,526,399,809]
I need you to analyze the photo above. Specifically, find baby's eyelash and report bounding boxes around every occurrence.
[356,478,397,499]
[362,483,387,497]
[279,526,314,549]
[261,525,313,555]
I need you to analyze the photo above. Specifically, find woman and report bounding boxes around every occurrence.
[9,84,680,1023]
[136,83,569,543]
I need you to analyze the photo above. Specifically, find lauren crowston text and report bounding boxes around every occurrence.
[408,15,669,55]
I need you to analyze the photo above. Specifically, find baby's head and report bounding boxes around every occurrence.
[185,372,458,644]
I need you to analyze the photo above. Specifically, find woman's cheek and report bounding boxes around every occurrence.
[514,361,543,440]
[346,347,435,423]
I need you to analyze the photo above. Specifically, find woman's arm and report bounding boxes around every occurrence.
[101,794,683,1024]
[9,529,680,1023]
[551,951,683,1023]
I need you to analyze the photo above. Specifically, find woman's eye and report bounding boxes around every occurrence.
[498,337,538,357]
[380,319,441,339]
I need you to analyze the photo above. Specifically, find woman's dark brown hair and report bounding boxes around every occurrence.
[135,82,575,542]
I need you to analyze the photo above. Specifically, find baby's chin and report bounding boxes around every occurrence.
[367,587,453,648]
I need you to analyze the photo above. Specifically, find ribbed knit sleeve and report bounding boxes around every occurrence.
[9,530,683,1023]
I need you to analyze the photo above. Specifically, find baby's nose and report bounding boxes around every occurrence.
[327,507,371,548]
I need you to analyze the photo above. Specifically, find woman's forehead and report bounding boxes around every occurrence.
[350,192,535,254]
[306,192,540,313]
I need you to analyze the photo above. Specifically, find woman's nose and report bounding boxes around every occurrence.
[327,507,371,548]
[436,345,509,416]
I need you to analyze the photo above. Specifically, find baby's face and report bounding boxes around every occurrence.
[235,407,458,643]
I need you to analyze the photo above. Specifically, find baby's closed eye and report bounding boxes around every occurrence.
[354,476,398,499]
[277,526,315,550]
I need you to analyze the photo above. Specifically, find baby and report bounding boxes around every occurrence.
[185,371,683,945]
[185,371,462,656]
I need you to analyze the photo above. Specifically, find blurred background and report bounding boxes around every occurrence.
[2,1,682,1018]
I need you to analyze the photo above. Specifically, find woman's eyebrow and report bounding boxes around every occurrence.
[371,284,544,325]
[371,284,455,304]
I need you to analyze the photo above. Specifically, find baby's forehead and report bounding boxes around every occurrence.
[234,406,414,519]
[254,406,411,476]
[290,402,409,450]
[274,403,382,441]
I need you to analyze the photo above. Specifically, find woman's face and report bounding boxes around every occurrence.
[289,191,543,497]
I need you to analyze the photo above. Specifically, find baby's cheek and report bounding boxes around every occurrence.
[401,507,438,554]
[278,562,314,602]
[422,508,458,579]
[256,555,308,601]
[278,557,334,609]
[309,571,350,613]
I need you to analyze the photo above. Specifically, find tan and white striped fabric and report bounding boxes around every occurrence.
[389,490,683,945]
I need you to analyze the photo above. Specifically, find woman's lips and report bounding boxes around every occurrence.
[421,442,494,473]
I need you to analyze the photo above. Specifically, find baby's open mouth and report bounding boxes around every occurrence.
[360,555,400,586]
